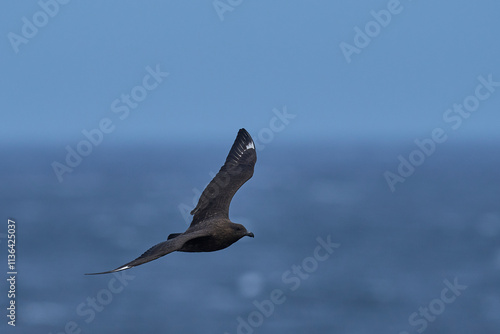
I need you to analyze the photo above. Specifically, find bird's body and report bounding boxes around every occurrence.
[172,218,251,253]
[86,129,256,275]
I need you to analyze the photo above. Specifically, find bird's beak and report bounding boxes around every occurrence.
[246,232,254,238]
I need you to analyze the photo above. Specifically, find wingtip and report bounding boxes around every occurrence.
[84,270,116,275]
[238,128,250,137]
[236,129,255,150]
[84,271,110,276]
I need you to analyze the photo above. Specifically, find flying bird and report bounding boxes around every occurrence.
[86,129,256,275]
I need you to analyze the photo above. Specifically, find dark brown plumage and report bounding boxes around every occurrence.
[86,129,256,275]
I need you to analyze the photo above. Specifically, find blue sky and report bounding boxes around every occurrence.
[2,1,500,145]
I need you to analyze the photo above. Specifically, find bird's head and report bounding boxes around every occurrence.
[233,223,254,239]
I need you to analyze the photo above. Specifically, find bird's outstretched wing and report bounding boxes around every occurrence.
[85,231,206,275]
[190,128,257,225]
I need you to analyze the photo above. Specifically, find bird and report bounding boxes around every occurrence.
[86,128,256,275]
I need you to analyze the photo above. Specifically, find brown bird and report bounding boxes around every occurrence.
[86,129,256,275]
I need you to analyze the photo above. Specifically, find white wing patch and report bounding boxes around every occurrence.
[245,142,255,150]
[115,265,131,272]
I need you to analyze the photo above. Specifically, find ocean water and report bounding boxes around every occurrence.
[1,139,500,333]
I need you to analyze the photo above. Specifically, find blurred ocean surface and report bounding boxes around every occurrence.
[1,139,500,334]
